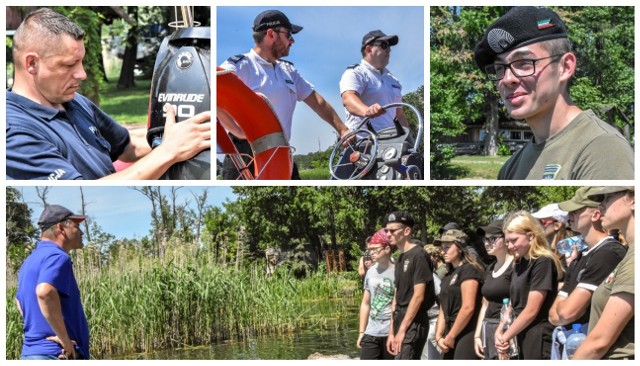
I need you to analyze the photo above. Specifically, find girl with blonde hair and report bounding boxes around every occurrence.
[495,211,561,359]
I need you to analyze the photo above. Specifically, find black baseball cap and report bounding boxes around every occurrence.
[362,30,398,47]
[439,222,461,234]
[384,210,415,228]
[477,219,504,237]
[253,10,302,34]
[474,6,568,71]
[38,204,86,231]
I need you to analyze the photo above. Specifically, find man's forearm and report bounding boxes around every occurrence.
[304,91,349,135]
[398,292,424,333]
[37,284,72,346]
[342,91,369,117]
[101,146,176,180]
[119,129,152,162]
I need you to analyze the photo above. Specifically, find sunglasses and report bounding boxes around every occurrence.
[483,236,503,246]
[274,29,293,41]
[372,41,389,50]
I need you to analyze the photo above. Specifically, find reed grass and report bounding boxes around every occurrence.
[5,241,359,359]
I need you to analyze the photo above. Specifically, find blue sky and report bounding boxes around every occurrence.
[18,186,235,240]
[217,6,424,154]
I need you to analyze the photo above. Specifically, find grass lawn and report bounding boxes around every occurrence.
[447,155,510,180]
[99,78,152,126]
[299,167,331,180]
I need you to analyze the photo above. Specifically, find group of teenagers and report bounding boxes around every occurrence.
[357,186,634,360]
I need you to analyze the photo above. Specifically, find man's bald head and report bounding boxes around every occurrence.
[13,8,84,64]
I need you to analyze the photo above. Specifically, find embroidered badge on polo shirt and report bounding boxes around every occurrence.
[542,164,561,179]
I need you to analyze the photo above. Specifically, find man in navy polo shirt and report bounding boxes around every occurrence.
[16,205,89,359]
[6,8,211,180]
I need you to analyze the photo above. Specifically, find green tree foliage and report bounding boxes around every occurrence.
[559,7,634,140]
[6,187,38,273]
[293,148,333,170]
[535,186,580,207]
[56,7,105,104]
[215,186,579,271]
[430,7,504,177]
[402,85,425,151]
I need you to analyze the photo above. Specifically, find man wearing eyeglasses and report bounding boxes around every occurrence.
[383,211,435,359]
[548,187,626,329]
[340,30,409,134]
[474,7,633,180]
[219,9,350,179]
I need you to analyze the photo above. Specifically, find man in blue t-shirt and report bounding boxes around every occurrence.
[16,204,90,360]
[7,8,211,180]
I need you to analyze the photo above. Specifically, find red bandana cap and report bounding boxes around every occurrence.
[370,228,391,246]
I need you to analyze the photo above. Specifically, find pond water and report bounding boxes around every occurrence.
[116,299,361,360]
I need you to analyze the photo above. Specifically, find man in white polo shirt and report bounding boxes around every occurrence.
[340,30,409,133]
[220,9,350,179]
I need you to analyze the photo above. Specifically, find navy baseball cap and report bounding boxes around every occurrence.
[253,10,303,34]
[361,30,399,47]
[474,7,568,71]
[38,204,86,231]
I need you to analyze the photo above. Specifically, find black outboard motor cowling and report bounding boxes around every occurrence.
[147,26,211,180]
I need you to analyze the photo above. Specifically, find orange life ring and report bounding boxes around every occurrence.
[217,67,292,180]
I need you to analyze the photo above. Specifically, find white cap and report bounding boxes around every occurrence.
[531,203,568,224]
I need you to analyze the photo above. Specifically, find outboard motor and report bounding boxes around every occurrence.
[146,7,210,179]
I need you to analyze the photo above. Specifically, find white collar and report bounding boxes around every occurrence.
[583,235,613,255]
[361,59,386,75]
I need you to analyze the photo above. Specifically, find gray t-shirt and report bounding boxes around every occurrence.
[364,262,395,337]
[498,110,634,180]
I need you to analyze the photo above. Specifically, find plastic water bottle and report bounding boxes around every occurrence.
[565,324,586,359]
[500,298,519,358]
[556,236,588,255]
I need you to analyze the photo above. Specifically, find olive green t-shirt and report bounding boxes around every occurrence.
[587,246,634,359]
[498,110,634,180]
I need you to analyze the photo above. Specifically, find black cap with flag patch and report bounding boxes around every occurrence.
[474,7,568,71]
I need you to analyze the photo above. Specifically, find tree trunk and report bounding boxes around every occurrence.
[484,94,500,156]
[78,187,92,242]
[35,187,50,207]
[117,6,138,89]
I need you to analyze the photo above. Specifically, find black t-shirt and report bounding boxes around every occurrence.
[510,256,558,324]
[559,238,627,324]
[481,261,513,319]
[394,245,435,315]
[440,262,483,332]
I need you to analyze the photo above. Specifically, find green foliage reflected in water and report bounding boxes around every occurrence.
[118,300,360,360]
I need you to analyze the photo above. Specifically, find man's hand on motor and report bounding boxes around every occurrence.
[160,103,211,163]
